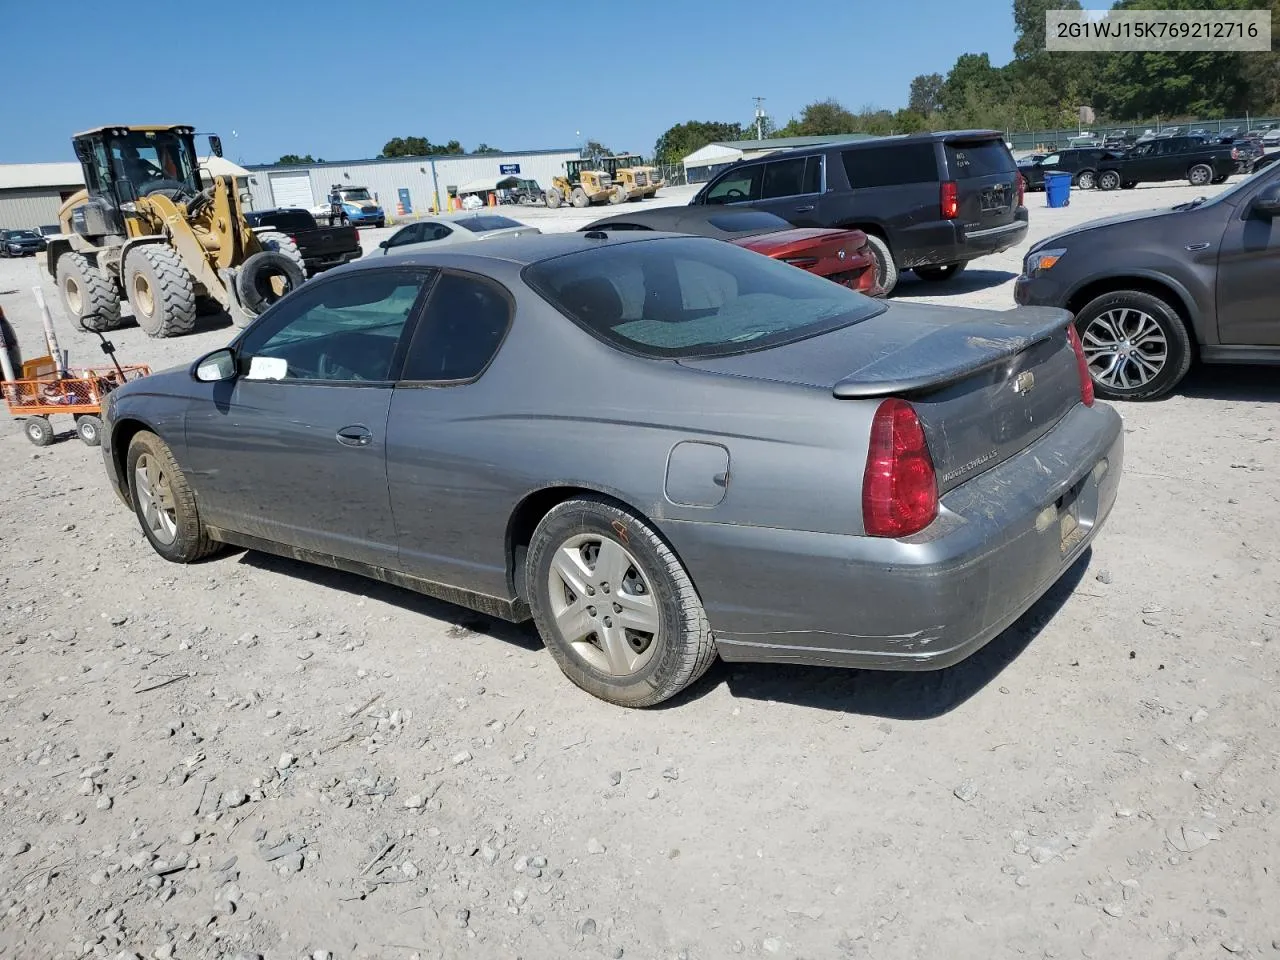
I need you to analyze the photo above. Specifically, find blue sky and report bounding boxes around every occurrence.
[0,0,1016,165]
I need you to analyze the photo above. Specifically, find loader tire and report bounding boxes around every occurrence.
[256,230,308,278]
[571,188,590,208]
[546,188,562,209]
[125,245,197,338]
[56,252,122,332]
[235,250,305,316]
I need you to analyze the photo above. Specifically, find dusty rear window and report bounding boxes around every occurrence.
[524,236,882,360]
[945,140,1016,178]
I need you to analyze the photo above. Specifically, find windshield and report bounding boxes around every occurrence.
[109,130,198,190]
[1182,163,1278,210]
[524,236,883,360]
[251,210,314,231]
[340,188,372,202]
[4,230,39,239]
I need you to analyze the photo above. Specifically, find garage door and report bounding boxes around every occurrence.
[269,172,314,209]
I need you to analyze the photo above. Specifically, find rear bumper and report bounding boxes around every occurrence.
[896,208,1029,268]
[663,401,1122,670]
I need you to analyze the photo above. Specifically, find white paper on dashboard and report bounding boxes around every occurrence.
[246,356,288,381]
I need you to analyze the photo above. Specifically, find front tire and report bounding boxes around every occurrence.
[24,416,54,447]
[526,497,717,707]
[125,246,196,338]
[74,414,102,447]
[913,262,967,283]
[571,187,590,208]
[125,431,220,562]
[862,233,898,295]
[546,188,562,209]
[1187,164,1213,187]
[1073,290,1193,401]
[1097,170,1121,191]
[1075,169,1096,190]
[56,252,123,331]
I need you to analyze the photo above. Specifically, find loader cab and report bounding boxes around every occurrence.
[71,126,204,239]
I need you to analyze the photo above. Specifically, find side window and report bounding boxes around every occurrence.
[761,157,808,199]
[704,166,762,205]
[842,144,937,188]
[425,223,454,241]
[1042,153,1061,166]
[387,224,422,247]
[803,155,823,194]
[238,271,430,383]
[400,273,512,383]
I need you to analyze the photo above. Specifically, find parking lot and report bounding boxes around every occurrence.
[1,179,1278,960]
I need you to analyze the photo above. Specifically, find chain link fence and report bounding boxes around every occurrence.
[1007,115,1280,151]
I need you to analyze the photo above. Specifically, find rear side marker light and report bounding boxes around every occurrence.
[1067,325,1095,406]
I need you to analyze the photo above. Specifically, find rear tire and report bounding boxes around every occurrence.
[256,230,307,278]
[125,431,220,563]
[1073,290,1193,402]
[1187,164,1213,187]
[1097,170,1121,191]
[1075,169,1096,190]
[526,497,717,707]
[913,262,967,283]
[24,416,54,447]
[862,233,898,295]
[125,245,196,338]
[56,252,123,332]
[74,413,102,447]
[571,188,590,208]
[608,187,626,205]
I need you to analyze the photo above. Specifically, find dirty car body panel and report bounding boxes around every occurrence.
[102,233,1122,672]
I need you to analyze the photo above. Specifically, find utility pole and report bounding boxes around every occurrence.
[753,97,766,140]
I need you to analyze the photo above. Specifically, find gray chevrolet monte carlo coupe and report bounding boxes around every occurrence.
[101,232,1123,707]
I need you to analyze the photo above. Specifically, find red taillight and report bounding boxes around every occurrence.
[1067,325,1095,406]
[940,181,958,219]
[1016,173,1026,207]
[862,399,938,538]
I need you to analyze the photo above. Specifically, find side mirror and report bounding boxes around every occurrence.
[1251,184,1280,218]
[209,135,224,158]
[193,348,236,383]
[378,240,390,249]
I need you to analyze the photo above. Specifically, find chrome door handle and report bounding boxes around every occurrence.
[795,205,815,212]
[336,426,373,447]
[1185,241,1210,251]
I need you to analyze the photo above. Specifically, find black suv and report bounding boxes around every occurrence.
[1020,148,1126,191]
[689,131,1028,294]
[1015,164,1280,401]
[1095,136,1237,191]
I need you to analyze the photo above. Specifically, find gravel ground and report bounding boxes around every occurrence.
[1,178,1277,960]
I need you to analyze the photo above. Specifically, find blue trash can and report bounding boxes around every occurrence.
[1045,171,1072,208]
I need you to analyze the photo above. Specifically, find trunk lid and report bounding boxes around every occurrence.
[733,227,863,259]
[678,302,1082,492]
[944,136,1020,232]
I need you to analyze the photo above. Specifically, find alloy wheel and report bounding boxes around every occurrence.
[546,533,660,676]
[134,452,178,545]
[1081,308,1169,391]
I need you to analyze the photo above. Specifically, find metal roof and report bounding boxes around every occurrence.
[72,124,192,138]
[0,157,251,191]
[245,147,579,172]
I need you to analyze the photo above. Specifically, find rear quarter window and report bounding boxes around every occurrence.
[944,141,1016,178]
[841,143,937,188]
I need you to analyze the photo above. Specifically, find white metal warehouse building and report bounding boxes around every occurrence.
[682,134,877,183]
[0,157,253,230]
[243,148,580,215]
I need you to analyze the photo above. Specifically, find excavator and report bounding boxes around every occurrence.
[45,125,307,338]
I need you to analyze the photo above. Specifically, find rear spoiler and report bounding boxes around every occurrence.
[832,306,1073,399]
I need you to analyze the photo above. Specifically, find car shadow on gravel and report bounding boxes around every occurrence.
[686,547,1092,717]
[1177,364,1280,403]
[891,269,1019,300]
[233,550,544,653]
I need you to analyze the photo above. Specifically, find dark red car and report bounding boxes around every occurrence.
[581,208,882,296]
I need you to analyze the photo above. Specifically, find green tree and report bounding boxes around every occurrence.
[652,121,745,165]
[473,143,502,154]
[277,153,315,165]
[908,74,945,116]
[583,139,612,157]
[379,136,464,158]
[778,99,860,136]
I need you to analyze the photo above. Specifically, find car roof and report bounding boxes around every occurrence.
[339,231,689,273]
[733,129,1004,161]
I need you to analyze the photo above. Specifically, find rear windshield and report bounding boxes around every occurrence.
[458,215,522,233]
[252,210,313,231]
[945,140,1016,178]
[524,236,883,360]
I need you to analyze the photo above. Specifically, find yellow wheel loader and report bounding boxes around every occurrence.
[45,125,307,338]
[545,159,624,208]
[599,155,661,201]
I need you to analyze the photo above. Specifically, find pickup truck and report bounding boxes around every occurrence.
[243,208,362,276]
[1095,136,1238,191]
